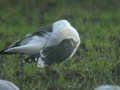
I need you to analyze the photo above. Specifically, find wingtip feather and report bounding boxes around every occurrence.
[0,49,16,55]
[0,49,6,55]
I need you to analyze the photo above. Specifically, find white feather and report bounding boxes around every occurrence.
[0,80,19,90]
[46,19,80,47]
[6,33,51,54]
[94,85,120,90]
[37,57,45,68]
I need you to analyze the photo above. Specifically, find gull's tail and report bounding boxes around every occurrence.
[0,49,16,55]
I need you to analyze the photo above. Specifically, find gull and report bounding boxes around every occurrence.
[0,79,19,90]
[94,85,120,90]
[0,19,80,68]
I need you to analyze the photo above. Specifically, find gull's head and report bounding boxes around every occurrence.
[53,19,71,31]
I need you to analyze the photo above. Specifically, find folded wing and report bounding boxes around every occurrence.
[0,25,53,55]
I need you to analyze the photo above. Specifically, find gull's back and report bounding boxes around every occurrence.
[94,85,120,90]
[0,80,19,90]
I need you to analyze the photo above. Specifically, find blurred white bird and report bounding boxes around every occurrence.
[94,85,120,90]
[0,19,80,68]
[0,80,19,90]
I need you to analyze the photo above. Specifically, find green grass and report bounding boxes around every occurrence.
[0,1,120,90]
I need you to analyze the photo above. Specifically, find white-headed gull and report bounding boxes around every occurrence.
[94,85,120,90]
[0,19,80,67]
[0,79,19,90]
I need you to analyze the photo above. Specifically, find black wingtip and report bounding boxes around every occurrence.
[0,49,6,55]
[0,49,15,55]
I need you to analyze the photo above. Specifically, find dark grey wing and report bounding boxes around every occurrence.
[8,25,52,49]
[41,39,78,65]
[31,24,52,36]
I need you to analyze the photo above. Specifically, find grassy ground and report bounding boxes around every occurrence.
[0,1,120,90]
